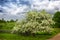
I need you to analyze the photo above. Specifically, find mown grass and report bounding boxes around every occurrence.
[0,27,60,40]
[0,33,55,40]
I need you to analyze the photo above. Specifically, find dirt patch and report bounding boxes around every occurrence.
[48,33,60,40]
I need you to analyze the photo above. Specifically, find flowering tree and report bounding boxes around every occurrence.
[12,10,54,35]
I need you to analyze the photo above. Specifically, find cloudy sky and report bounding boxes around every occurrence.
[0,0,60,20]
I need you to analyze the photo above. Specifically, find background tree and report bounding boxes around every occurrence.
[53,11,60,27]
[0,18,6,23]
[10,19,15,22]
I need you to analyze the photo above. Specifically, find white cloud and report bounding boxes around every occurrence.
[0,0,60,20]
[30,0,60,12]
[0,1,29,20]
[1,0,60,15]
[9,5,28,15]
[1,3,29,15]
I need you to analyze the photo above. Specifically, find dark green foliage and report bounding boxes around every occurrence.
[53,11,60,27]
[0,18,6,23]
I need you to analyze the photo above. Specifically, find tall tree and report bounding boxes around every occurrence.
[53,11,60,27]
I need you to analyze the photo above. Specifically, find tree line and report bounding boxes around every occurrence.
[0,18,18,23]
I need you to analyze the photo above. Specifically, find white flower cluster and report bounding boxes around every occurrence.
[12,10,54,34]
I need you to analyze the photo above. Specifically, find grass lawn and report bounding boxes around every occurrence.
[54,28,60,33]
[0,33,55,40]
[0,28,60,40]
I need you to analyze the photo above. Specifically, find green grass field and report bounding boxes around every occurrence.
[0,33,54,40]
[0,22,60,40]
[0,28,60,40]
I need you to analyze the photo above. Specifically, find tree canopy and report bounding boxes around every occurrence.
[53,11,60,27]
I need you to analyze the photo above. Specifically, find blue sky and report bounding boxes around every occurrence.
[0,0,60,20]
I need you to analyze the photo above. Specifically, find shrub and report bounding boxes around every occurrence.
[12,10,54,35]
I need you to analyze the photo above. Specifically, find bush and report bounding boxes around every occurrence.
[12,10,54,35]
